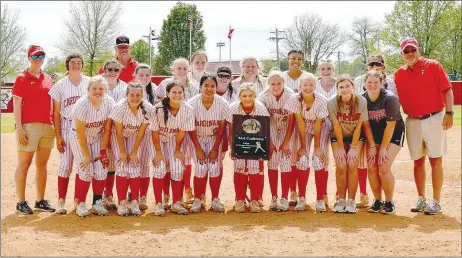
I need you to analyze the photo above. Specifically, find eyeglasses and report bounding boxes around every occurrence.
[403,48,417,54]
[107,68,120,73]
[217,73,231,79]
[116,45,129,50]
[30,55,45,60]
[367,62,384,67]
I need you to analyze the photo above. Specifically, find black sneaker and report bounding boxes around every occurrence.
[34,199,56,212]
[16,201,33,215]
[381,201,396,214]
[367,199,383,213]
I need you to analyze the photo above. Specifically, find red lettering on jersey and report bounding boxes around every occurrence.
[337,112,360,122]
[86,120,106,128]
[123,124,141,130]
[268,108,288,116]
[195,120,219,127]
[64,96,81,108]
[368,109,386,122]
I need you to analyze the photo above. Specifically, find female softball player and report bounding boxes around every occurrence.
[257,71,295,211]
[187,74,229,213]
[315,60,337,99]
[232,56,267,95]
[362,70,404,214]
[101,59,127,210]
[70,75,114,217]
[150,80,195,216]
[284,74,331,213]
[188,51,208,88]
[109,83,153,216]
[227,83,270,213]
[216,66,237,103]
[48,53,89,215]
[327,75,368,214]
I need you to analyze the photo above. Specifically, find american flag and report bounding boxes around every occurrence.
[188,8,193,30]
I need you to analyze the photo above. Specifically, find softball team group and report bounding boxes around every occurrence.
[14,37,454,218]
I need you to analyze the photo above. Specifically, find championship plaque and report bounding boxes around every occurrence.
[232,114,270,160]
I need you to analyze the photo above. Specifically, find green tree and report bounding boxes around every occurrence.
[1,5,27,80]
[44,57,67,82]
[86,51,114,76]
[348,17,381,65]
[131,39,155,65]
[153,2,206,75]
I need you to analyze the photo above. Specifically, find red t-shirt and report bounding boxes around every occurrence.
[12,70,54,125]
[98,58,139,83]
[394,57,452,117]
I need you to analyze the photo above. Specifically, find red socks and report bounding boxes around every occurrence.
[268,169,278,198]
[184,165,192,189]
[75,174,90,204]
[297,168,310,198]
[171,179,184,203]
[248,174,260,201]
[281,172,291,199]
[152,178,164,204]
[358,168,368,195]
[193,176,208,198]
[91,178,105,196]
[290,166,297,192]
[116,176,129,204]
[140,177,150,198]
[105,172,115,197]
[58,176,69,200]
[315,169,328,200]
[209,175,220,199]
[128,177,140,201]
[234,172,248,201]
[163,172,171,196]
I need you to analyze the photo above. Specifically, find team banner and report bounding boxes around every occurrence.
[232,114,270,160]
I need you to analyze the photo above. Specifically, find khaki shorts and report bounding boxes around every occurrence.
[16,123,55,152]
[405,111,447,160]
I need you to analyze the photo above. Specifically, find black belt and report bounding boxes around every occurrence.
[409,110,442,120]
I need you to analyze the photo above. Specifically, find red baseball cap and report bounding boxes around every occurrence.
[400,39,419,53]
[28,45,45,57]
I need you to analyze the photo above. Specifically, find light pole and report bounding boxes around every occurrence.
[216,42,225,62]
[143,27,159,68]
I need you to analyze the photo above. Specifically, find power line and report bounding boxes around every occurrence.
[269,28,285,70]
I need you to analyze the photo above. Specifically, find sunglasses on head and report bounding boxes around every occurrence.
[367,62,384,67]
[31,55,45,60]
[403,48,417,54]
[217,73,231,79]
[107,68,120,73]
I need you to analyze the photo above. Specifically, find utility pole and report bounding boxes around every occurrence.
[216,42,225,62]
[269,28,285,70]
[337,51,341,75]
[143,27,159,68]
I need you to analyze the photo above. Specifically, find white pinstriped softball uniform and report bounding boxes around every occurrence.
[281,71,312,93]
[108,99,153,178]
[48,75,90,177]
[218,89,238,104]
[150,102,195,181]
[187,94,229,178]
[227,100,270,174]
[69,95,115,181]
[187,72,201,89]
[107,80,128,103]
[257,87,295,173]
[231,75,267,96]
[155,78,200,101]
[285,92,331,170]
[315,79,337,99]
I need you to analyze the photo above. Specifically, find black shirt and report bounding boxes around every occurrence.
[362,88,405,144]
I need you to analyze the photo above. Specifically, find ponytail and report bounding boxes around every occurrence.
[161,97,170,125]
[228,82,234,99]
[146,82,155,104]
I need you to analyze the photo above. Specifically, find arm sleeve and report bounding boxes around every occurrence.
[11,76,25,98]
[180,108,195,132]
[385,95,401,121]
[327,100,337,121]
[359,97,369,121]
[220,98,230,121]
[317,98,329,119]
[284,95,300,114]
[436,63,452,92]
[386,79,399,98]
[149,112,159,131]
[48,82,62,101]
[71,100,87,122]
[108,105,124,123]
[227,104,236,123]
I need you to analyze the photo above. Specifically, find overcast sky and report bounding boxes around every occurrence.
[2,1,396,63]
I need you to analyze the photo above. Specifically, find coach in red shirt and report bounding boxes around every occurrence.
[98,35,139,83]
[394,38,454,215]
[12,45,56,215]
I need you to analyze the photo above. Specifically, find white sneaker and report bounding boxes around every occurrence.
[139,196,148,210]
[104,196,117,210]
[154,203,165,216]
[172,201,188,215]
[258,198,264,207]
[117,201,130,216]
[235,200,246,213]
[295,197,306,212]
[56,198,67,215]
[92,199,108,216]
[269,196,278,210]
[130,200,141,216]
[76,202,90,217]
[316,200,327,213]
[163,195,171,210]
[345,199,357,213]
[250,200,261,213]
[200,193,207,209]
[277,198,289,212]
[289,191,298,206]
[211,198,225,212]
[190,198,202,213]
[356,193,370,208]
[333,198,346,213]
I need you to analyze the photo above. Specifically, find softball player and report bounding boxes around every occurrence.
[315,60,337,99]
[108,83,154,216]
[101,59,127,210]
[361,70,404,214]
[48,53,89,215]
[227,83,270,213]
[327,75,368,214]
[257,71,295,211]
[187,74,229,213]
[232,56,267,96]
[150,80,195,216]
[188,51,208,88]
[284,74,331,213]
[70,76,114,217]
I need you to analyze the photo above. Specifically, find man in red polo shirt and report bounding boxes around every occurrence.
[394,38,454,215]
[98,35,139,83]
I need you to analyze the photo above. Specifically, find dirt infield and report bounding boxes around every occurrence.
[1,127,461,256]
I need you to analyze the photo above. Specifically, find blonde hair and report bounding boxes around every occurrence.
[266,70,285,85]
[335,74,359,115]
[88,75,108,92]
[317,59,335,77]
[170,58,189,72]
[238,82,257,97]
[364,69,384,84]
[298,73,318,105]
[191,50,208,63]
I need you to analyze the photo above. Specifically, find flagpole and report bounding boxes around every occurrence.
[189,27,192,62]
[229,26,232,67]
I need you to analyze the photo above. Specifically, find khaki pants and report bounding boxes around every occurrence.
[16,123,55,152]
